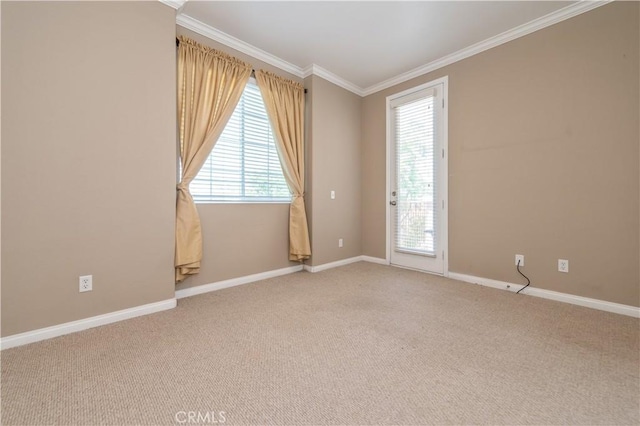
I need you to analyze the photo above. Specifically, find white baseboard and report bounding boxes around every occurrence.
[1,264,305,350]
[5,262,632,351]
[175,265,304,299]
[448,272,640,318]
[361,255,390,265]
[304,255,389,273]
[303,256,362,273]
[0,298,177,350]
[177,256,387,297]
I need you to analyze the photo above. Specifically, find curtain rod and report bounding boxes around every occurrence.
[176,38,308,94]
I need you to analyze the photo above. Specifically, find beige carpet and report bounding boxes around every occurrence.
[2,262,639,425]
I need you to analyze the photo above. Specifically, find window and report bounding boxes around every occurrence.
[393,93,436,254]
[190,79,291,203]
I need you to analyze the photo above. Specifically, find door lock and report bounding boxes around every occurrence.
[390,201,397,206]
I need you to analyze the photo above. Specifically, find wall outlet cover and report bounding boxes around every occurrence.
[558,259,569,273]
[79,275,93,292]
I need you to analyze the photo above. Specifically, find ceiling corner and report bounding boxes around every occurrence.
[306,65,365,97]
[158,0,186,11]
[302,65,314,79]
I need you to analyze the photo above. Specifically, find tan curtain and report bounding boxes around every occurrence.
[255,70,311,261]
[176,36,252,282]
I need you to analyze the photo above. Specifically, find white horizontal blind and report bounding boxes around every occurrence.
[393,93,436,255]
[190,80,291,203]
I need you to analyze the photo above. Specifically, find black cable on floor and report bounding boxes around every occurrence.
[516,259,531,294]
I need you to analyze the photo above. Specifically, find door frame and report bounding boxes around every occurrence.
[385,76,449,276]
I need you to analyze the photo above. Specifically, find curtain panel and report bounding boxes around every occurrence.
[255,70,311,261]
[175,36,252,282]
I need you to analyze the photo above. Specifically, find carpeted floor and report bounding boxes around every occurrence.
[1,262,639,425]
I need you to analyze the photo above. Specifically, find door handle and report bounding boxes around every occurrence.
[390,201,397,206]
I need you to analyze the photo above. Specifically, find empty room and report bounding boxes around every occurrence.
[1,1,638,425]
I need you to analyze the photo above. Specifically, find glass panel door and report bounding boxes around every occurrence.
[389,83,445,274]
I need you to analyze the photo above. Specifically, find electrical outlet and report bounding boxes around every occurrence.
[558,259,569,273]
[79,275,92,292]
[515,254,524,267]
[338,238,343,248]
[330,190,336,200]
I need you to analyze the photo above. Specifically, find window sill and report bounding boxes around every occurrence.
[194,200,291,205]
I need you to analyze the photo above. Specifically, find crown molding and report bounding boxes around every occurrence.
[177,13,365,95]
[177,14,304,78]
[361,0,612,96]
[303,64,365,97]
[175,0,611,98]
[158,0,186,11]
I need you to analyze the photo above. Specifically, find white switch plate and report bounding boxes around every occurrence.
[558,259,569,273]
[330,190,335,199]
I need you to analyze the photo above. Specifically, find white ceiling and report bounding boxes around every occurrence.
[176,1,605,95]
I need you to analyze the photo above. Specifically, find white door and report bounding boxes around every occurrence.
[387,78,447,275]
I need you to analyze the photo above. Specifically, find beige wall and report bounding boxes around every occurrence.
[1,1,177,336]
[304,76,315,260]
[2,1,637,339]
[362,2,640,306]
[308,75,362,266]
[174,28,363,280]
[176,204,294,288]
[174,27,302,291]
